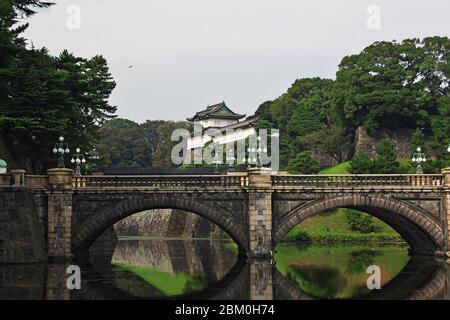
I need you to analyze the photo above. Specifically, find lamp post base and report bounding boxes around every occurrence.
[416,164,423,175]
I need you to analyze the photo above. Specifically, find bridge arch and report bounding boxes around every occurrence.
[274,195,445,255]
[72,194,248,256]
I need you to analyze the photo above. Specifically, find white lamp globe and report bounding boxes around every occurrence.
[76,158,81,164]
[53,148,57,153]
[65,148,70,153]
[59,136,64,142]
[76,148,81,153]
[71,159,75,163]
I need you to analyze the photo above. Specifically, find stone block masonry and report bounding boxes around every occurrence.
[46,168,74,260]
[0,188,45,263]
[354,126,415,158]
[114,209,223,238]
[46,191,73,259]
[247,168,273,258]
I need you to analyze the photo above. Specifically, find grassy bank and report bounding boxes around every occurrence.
[319,161,350,174]
[284,209,404,243]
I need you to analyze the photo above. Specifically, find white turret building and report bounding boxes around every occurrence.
[186,102,259,150]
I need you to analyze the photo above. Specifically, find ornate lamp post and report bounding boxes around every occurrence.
[244,135,267,168]
[71,147,86,176]
[52,136,70,168]
[226,147,236,168]
[211,142,222,172]
[411,146,427,174]
[256,136,268,167]
[245,146,257,168]
[86,148,100,173]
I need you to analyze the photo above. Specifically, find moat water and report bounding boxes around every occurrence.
[0,239,449,300]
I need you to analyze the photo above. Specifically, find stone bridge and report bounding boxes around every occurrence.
[1,167,450,260]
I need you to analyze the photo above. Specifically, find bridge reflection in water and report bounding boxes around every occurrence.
[0,239,449,300]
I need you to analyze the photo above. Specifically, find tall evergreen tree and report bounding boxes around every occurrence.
[96,118,150,169]
[373,138,401,173]
[334,37,450,133]
[0,1,117,172]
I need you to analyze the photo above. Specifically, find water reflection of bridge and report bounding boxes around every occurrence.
[1,254,449,300]
[52,257,450,300]
[273,257,450,300]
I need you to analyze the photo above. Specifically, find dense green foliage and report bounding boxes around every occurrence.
[256,78,338,167]
[256,37,450,172]
[141,120,191,167]
[336,38,450,133]
[95,118,193,169]
[344,209,374,234]
[0,1,116,172]
[348,138,401,174]
[347,153,375,174]
[96,119,150,168]
[287,150,320,174]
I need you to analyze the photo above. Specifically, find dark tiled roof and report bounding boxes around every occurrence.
[187,102,246,121]
[218,114,259,131]
[189,115,259,137]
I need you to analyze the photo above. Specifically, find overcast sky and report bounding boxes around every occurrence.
[23,0,450,123]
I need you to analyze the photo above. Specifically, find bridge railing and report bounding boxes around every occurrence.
[72,174,248,189]
[0,174,49,189]
[271,174,444,188]
[25,175,49,189]
[0,174,11,187]
[3,173,443,190]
